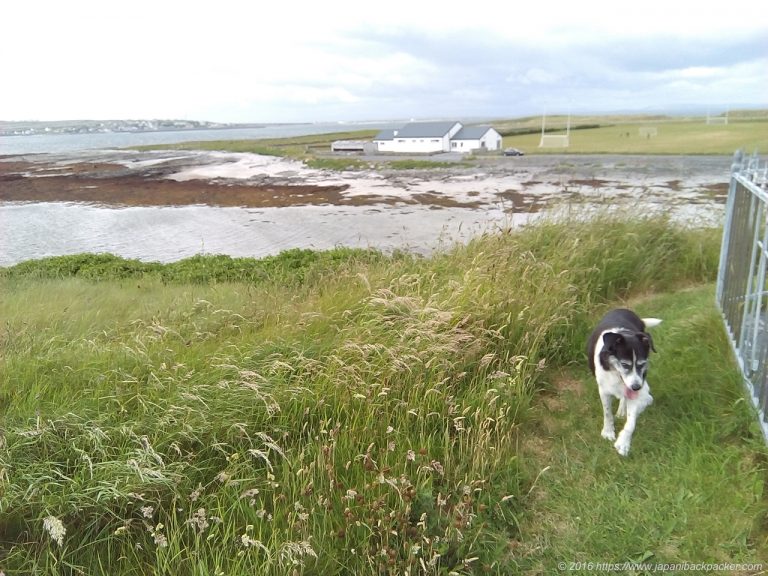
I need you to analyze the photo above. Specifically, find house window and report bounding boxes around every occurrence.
[451,142,457,148]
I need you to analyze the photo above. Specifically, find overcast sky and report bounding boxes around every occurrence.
[3,0,767,123]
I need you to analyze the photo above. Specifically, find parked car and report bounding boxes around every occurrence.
[503,148,524,156]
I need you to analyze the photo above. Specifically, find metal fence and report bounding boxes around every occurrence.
[716,150,768,441]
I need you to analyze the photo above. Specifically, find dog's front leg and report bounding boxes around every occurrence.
[599,391,616,441]
[614,402,640,456]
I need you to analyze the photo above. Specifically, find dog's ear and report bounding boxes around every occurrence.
[602,332,623,350]
[638,332,656,353]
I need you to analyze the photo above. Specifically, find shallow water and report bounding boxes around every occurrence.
[0,122,401,155]
[0,201,522,266]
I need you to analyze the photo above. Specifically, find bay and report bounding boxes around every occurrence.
[0,121,399,155]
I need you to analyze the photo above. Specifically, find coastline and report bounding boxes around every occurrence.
[0,149,729,211]
[0,149,730,266]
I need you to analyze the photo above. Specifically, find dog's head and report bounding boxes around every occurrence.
[602,330,655,399]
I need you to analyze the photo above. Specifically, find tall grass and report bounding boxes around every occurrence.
[0,213,734,574]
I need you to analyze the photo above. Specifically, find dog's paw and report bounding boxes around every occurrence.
[601,428,616,441]
[614,437,630,457]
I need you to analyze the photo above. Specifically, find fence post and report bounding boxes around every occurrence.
[716,150,742,303]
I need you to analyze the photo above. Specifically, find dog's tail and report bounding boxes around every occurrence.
[642,317,662,328]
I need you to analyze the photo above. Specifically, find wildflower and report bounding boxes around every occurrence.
[187,508,210,533]
[43,516,66,548]
[151,523,168,548]
[431,460,444,476]
[153,531,168,548]
[240,488,260,506]
[406,450,416,462]
[141,506,154,519]
[215,471,230,483]
[343,489,357,501]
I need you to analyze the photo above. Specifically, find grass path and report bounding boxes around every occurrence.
[515,286,768,573]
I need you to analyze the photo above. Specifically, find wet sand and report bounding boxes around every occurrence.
[0,150,730,213]
[0,153,485,209]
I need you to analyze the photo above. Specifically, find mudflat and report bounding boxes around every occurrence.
[0,158,352,208]
[0,149,730,215]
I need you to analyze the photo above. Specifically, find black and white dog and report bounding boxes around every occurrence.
[587,308,661,456]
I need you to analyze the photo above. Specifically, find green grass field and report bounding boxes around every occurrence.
[1,213,765,574]
[500,117,768,156]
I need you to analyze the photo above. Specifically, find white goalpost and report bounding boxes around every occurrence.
[706,108,729,125]
[539,111,571,148]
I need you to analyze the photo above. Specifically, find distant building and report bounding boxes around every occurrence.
[373,121,501,154]
[330,140,373,153]
[450,125,503,153]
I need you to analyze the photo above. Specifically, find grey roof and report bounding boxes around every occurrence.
[373,129,396,141]
[395,121,460,138]
[452,126,495,140]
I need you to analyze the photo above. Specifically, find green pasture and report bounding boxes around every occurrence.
[501,117,768,155]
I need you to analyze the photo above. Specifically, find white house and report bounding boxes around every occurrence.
[372,121,501,154]
[450,126,503,153]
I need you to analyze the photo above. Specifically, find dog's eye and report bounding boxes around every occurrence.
[620,362,632,370]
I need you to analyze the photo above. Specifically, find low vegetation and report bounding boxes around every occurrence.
[386,159,459,170]
[1,213,764,574]
[138,130,380,161]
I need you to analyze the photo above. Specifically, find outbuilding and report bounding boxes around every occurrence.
[330,140,373,153]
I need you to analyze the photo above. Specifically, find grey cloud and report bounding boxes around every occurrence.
[256,25,767,121]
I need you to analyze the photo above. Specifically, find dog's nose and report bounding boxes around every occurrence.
[631,382,642,391]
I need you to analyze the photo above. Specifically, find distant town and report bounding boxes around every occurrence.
[0,119,268,137]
